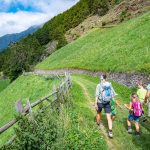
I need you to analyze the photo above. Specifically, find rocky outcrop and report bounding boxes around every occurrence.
[65,0,150,43]
[40,41,58,61]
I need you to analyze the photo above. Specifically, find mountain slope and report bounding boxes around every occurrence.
[0,0,118,80]
[0,25,40,52]
[36,12,150,74]
[65,0,150,43]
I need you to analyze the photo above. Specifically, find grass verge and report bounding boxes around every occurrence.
[0,74,61,146]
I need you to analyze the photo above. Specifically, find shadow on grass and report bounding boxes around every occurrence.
[102,114,108,127]
[132,133,150,150]
[140,118,150,132]
[122,116,150,150]
[118,117,127,129]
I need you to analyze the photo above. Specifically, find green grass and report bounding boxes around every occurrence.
[0,80,10,93]
[72,74,150,150]
[1,73,150,149]
[3,78,107,150]
[36,12,150,74]
[0,74,61,146]
[61,81,107,149]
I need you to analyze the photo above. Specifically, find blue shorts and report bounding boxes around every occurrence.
[128,114,140,122]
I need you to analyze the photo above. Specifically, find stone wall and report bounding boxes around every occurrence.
[34,68,149,87]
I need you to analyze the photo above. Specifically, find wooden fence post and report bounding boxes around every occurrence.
[5,135,17,146]
[69,73,72,88]
[65,73,71,89]
[27,99,32,113]
[65,72,69,94]
[53,84,57,101]
[1,73,73,147]
[27,98,35,121]
[51,84,57,109]
[15,100,23,113]
[60,85,63,101]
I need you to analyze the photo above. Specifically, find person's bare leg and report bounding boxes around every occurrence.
[135,122,140,132]
[127,119,131,127]
[111,115,116,122]
[106,113,112,130]
[96,112,101,125]
[127,119,132,133]
[106,113,113,138]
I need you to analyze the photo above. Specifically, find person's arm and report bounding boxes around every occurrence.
[124,102,132,110]
[145,90,150,103]
[115,100,122,109]
[110,83,117,97]
[137,89,140,98]
[145,84,150,103]
[95,84,100,110]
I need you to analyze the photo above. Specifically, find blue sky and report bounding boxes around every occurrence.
[0,1,39,13]
[0,0,79,36]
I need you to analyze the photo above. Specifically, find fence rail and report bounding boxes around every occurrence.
[0,73,72,146]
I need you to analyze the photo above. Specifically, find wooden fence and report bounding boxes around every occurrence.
[0,73,72,146]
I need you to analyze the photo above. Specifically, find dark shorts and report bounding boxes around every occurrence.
[128,114,140,122]
[97,102,111,113]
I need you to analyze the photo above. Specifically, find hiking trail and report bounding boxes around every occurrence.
[73,78,118,150]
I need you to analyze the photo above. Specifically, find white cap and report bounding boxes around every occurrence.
[100,75,104,80]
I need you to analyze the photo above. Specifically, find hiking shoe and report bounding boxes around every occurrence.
[135,132,140,137]
[108,130,113,138]
[128,128,132,134]
[142,117,147,122]
[97,122,100,126]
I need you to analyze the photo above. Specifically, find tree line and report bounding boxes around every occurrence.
[0,0,122,81]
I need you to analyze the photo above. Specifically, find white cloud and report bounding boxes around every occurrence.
[0,0,79,36]
[0,11,50,36]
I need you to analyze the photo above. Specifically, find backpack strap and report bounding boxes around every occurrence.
[100,83,104,92]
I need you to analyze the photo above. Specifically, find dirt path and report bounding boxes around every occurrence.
[74,79,118,150]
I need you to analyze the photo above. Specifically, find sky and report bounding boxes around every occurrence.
[0,0,79,37]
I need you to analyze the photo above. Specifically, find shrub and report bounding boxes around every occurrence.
[2,91,106,150]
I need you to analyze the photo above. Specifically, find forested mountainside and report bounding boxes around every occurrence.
[0,0,125,81]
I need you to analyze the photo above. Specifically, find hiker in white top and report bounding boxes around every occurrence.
[144,76,150,117]
[95,74,117,138]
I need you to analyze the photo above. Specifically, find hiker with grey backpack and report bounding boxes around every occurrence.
[95,74,117,138]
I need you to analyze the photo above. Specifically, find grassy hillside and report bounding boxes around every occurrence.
[0,79,9,92]
[36,12,150,74]
[0,74,61,127]
[0,74,61,146]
